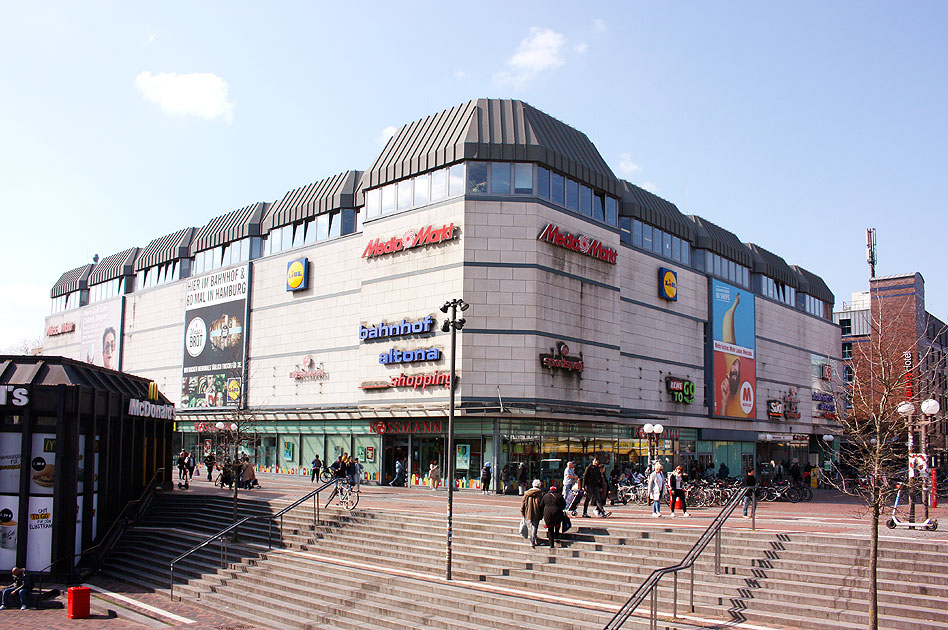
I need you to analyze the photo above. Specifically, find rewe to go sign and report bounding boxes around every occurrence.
[665,377,695,404]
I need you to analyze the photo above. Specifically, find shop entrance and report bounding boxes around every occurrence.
[413,437,444,487]
[382,436,409,486]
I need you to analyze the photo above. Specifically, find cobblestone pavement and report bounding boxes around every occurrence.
[15,471,944,630]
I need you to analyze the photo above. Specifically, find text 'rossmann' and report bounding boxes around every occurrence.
[537,224,617,264]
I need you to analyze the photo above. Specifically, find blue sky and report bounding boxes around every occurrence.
[2,2,946,349]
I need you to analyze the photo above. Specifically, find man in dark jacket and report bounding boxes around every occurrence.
[203,452,216,482]
[479,463,492,495]
[582,458,606,518]
[517,462,528,495]
[0,567,33,609]
[742,468,757,517]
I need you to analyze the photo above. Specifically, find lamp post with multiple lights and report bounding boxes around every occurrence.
[643,423,664,470]
[440,298,468,580]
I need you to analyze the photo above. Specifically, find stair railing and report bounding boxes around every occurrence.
[169,478,337,600]
[603,485,754,630]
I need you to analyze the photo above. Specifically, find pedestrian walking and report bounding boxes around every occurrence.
[500,463,511,495]
[648,463,666,517]
[185,451,196,480]
[429,460,442,490]
[581,458,607,518]
[521,480,544,548]
[540,485,567,547]
[311,454,322,483]
[351,457,363,490]
[203,452,216,482]
[668,465,690,517]
[742,468,757,518]
[562,461,579,496]
[479,462,492,494]
[392,459,406,486]
[176,450,187,481]
[517,462,528,495]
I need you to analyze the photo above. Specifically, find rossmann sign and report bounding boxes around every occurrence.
[538,224,617,264]
[362,224,458,259]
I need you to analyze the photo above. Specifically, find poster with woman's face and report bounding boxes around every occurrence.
[80,299,123,370]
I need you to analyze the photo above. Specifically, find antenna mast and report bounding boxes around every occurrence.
[866,228,877,279]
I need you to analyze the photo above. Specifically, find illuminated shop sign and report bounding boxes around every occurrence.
[46,322,76,337]
[0,386,29,407]
[812,391,837,419]
[289,356,328,381]
[286,258,309,292]
[360,317,435,341]
[783,388,801,419]
[539,343,584,373]
[665,377,694,403]
[659,268,678,301]
[537,224,617,264]
[903,351,914,398]
[127,398,175,420]
[360,371,455,391]
[767,399,784,418]
[369,420,444,434]
[362,224,458,259]
[379,348,441,364]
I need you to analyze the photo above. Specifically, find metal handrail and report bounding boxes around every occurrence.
[603,486,753,630]
[169,478,337,600]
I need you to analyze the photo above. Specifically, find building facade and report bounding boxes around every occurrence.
[43,98,841,488]
[834,273,948,467]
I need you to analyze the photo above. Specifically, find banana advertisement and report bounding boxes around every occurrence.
[711,279,756,419]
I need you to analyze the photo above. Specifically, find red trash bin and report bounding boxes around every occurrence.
[67,586,91,619]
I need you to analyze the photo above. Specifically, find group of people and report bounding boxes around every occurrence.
[176,450,196,481]
[520,480,568,548]
[311,454,363,489]
[637,462,691,518]
[215,454,260,489]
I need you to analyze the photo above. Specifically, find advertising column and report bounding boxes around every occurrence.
[27,434,56,572]
[0,434,20,570]
[181,265,250,408]
[710,279,757,419]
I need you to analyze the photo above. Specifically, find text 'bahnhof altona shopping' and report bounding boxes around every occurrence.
[43,98,841,490]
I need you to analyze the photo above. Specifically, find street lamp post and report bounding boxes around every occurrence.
[440,298,469,581]
[897,399,939,523]
[216,421,240,524]
[643,423,664,470]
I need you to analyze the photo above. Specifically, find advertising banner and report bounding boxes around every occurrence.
[710,279,756,419]
[30,433,56,495]
[0,495,18,570]
[181,265,249,408]
[26,497,52,571]
[455,444,470,471]
[81,298,123,370]
[0,434,21,494]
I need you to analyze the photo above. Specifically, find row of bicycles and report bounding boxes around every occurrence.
[613,478,814,507]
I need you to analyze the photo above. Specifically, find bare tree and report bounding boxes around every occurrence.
[3,335,42,355]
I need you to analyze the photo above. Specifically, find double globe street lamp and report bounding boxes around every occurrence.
[440,298,468,580]
[643,423,664,470]
[897,398,940,522]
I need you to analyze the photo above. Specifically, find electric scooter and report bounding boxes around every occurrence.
[886,482,938,531]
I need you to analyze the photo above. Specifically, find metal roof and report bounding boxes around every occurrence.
[618,180,695,243]
[136,227,196,271]
[50,264,93,298]
[0,355,171,401]
[191,202,268,254]
[89,247,139,285]
[687,216,753,268]
[365,98,619,195]
[746,243,798,288]
[262,171,362,234]
[791,265,835,304]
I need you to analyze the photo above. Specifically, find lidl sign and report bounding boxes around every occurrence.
[286,258,309,292]
[659,267,677,301]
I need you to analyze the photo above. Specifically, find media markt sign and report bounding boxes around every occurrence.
[362,224,458,259]
[537,223,617,264]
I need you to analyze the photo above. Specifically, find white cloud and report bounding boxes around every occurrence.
[641,181,659,193]
[494,27,567,87]
[135,71,235,124]
[592,18,607,33]
[376,125,398,146]
[454,70,467,79]
[617,153,643,177]
[573,43,589,54]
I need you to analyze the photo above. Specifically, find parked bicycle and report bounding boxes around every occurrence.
[325,478,359,510]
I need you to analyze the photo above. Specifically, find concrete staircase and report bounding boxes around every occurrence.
[96,491,948,630]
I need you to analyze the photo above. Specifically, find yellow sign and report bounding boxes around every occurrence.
[660,268,678,301]
[226,378,242,403]
[286,258,308,291]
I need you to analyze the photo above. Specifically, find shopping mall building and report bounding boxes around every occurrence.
[43,98,841,489]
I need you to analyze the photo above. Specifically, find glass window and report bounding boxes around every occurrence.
[430,169,447,201]
[514,163,533,194]
[467,162,488,193]
[642,223,653,251]
[593,194,605,222]
[380,183,395,215]
[741,266,748,287]
[449,164,465,196]
[397,180,413,210]
[365,188,381,219]
[551,172,565,205]
[713,254,721,278]
[633,219,643,248]
[490,162,510,194]
[329,211,341,239]
[566,179,579,212]
[620,217,632,245]
[672,236,681,261]
[342,209,356,235]
[653,228,664,254]
[292,223,305,249]
[172,260,180,280]
[605,197,618,226]
[281,226,293,253]
[537,167,550,199]
[414,174,429,206]
[316,213,330,242]
[663,232,672,258]
[304,219,317,245]
[580,185,592,217]
[239,239,250,262]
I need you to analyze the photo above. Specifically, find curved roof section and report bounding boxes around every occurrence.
[89,247,139,285]
[365,98,618,196]
[0,355,172,400]
[687,216,753,268]
[136,227,196,271]
[262,171,362,234]
[50,264,93,298]
[618,180,694,243]
[746,243,798,288]
[791,265,835,304]
[191,202,268,254]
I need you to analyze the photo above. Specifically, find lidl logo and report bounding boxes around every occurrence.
[286,258,308,292]
[659,267,678,301]
[226,378,242,404]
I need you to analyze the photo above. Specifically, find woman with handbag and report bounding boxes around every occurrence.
[540,485,567,548]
